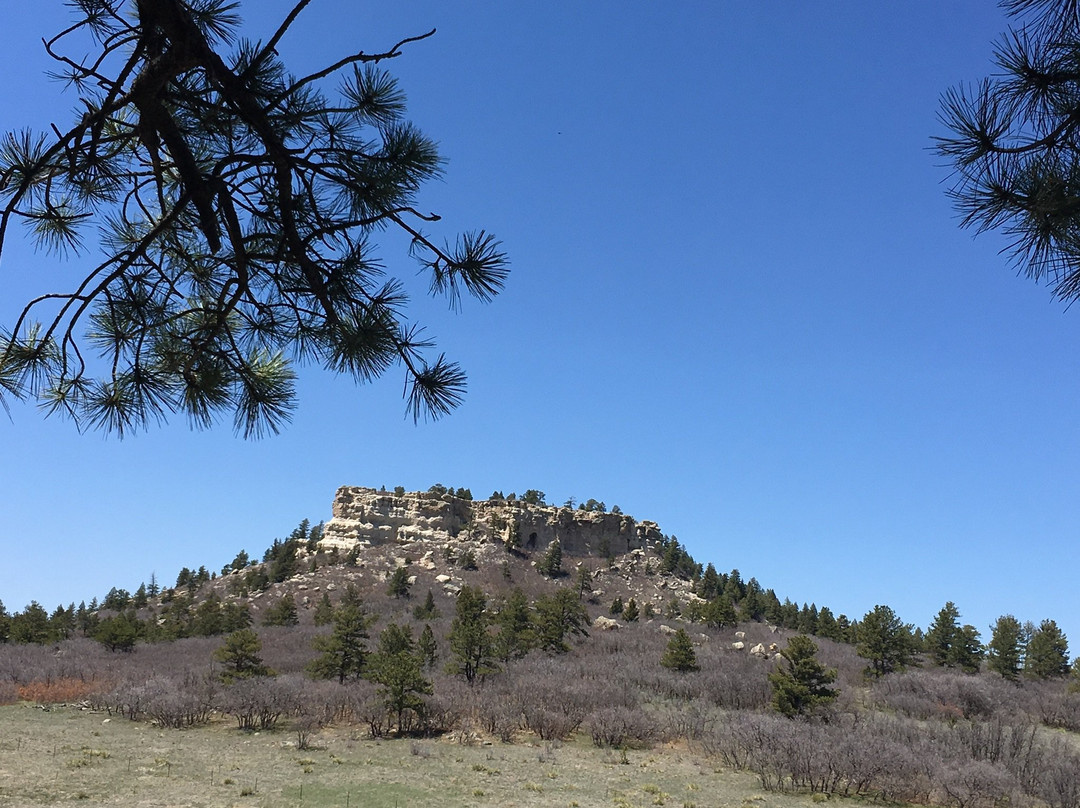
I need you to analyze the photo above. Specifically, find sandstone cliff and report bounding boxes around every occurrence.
[320,487,663,557]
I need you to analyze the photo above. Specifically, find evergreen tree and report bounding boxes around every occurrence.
[418,624,438,669]
[598,535,614,565]
[308,602,371,683]
[575,564,594,601]
[94,612,140,652]
[936,0,1080,310]
[229,550,250,573]
[267,538,300,583]
[533,589,589,653]
[75,601,99,638]
[609,596,624,616]
[457,549,478,571]
[306,522,325,553]
[951,624,985,674]
[412,589,440,621]
[622,598,640,623]
[10,601,50,644]
[836,614,854,643]
[214,629,272,682]
[856,605,916,678]
[504,519,523,554]
[738,581,766,623]
[0,2,508,433]
[0,600,9,644]
[779,598,800,629]
[1025,619,1070,679]
[769,635,838,718]
[661,539,682,575]
[220,601,252,632]
[926,601,962,667]
[796,603,818,635]
[262,593,299,627]
[49,604,75,640]
[376,622,415,655]
[763,591,784,626]
[190,592,226,636]
[816,606,840,641]
[987,614,1025,680]
[704,595,737,629]
[313,593,334,626]
[537,539,564,577]
[699,563,720,600]
[159,594,193,640]
[724,569,746,601]
[147,573,160,598]
[446,586,497,683]
[387,566,412,599]
[660,628,699,672]
[494,588,536,662]
[365,624,431,734]
[132,584,149,609]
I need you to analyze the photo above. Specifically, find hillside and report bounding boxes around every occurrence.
[1,485,1079,807]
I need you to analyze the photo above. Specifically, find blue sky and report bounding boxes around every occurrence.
[2,2,1076,648]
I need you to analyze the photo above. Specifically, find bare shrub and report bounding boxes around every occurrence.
[585,704,656,748]
[882,670,997,722]
[696,651,771,710]
[143,673,216,728]
[1028,680,1080,732]
[343,679,387,738]
[219,676,292,730]
[514,676,588,741]
[420,673,469,735]
[654,697,715,745]
[1034,744,1080,808]
[468,679,519,742]
[295,713,321,750]
[0,679,17,705]
[937,760,1016,808]
[92,677,146,720]
[257,625,320,674]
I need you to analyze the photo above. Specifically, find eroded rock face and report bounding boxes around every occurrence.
[321,486,663,557]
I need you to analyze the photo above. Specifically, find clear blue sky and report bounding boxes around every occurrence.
[2,2,1076,648]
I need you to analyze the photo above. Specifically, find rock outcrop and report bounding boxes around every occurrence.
[320,486,663,557]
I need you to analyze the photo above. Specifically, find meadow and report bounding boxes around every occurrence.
[0,702,815,808]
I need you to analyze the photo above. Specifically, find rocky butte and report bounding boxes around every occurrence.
[320,486,664,557]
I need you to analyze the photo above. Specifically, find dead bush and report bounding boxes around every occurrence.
[585,704,656,748]
[219,675,299,730]
[16,677,104,704]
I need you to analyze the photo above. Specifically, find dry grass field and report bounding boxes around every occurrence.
[0,703,826,808]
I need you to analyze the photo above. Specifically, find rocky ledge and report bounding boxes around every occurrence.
[320,486,663,557]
